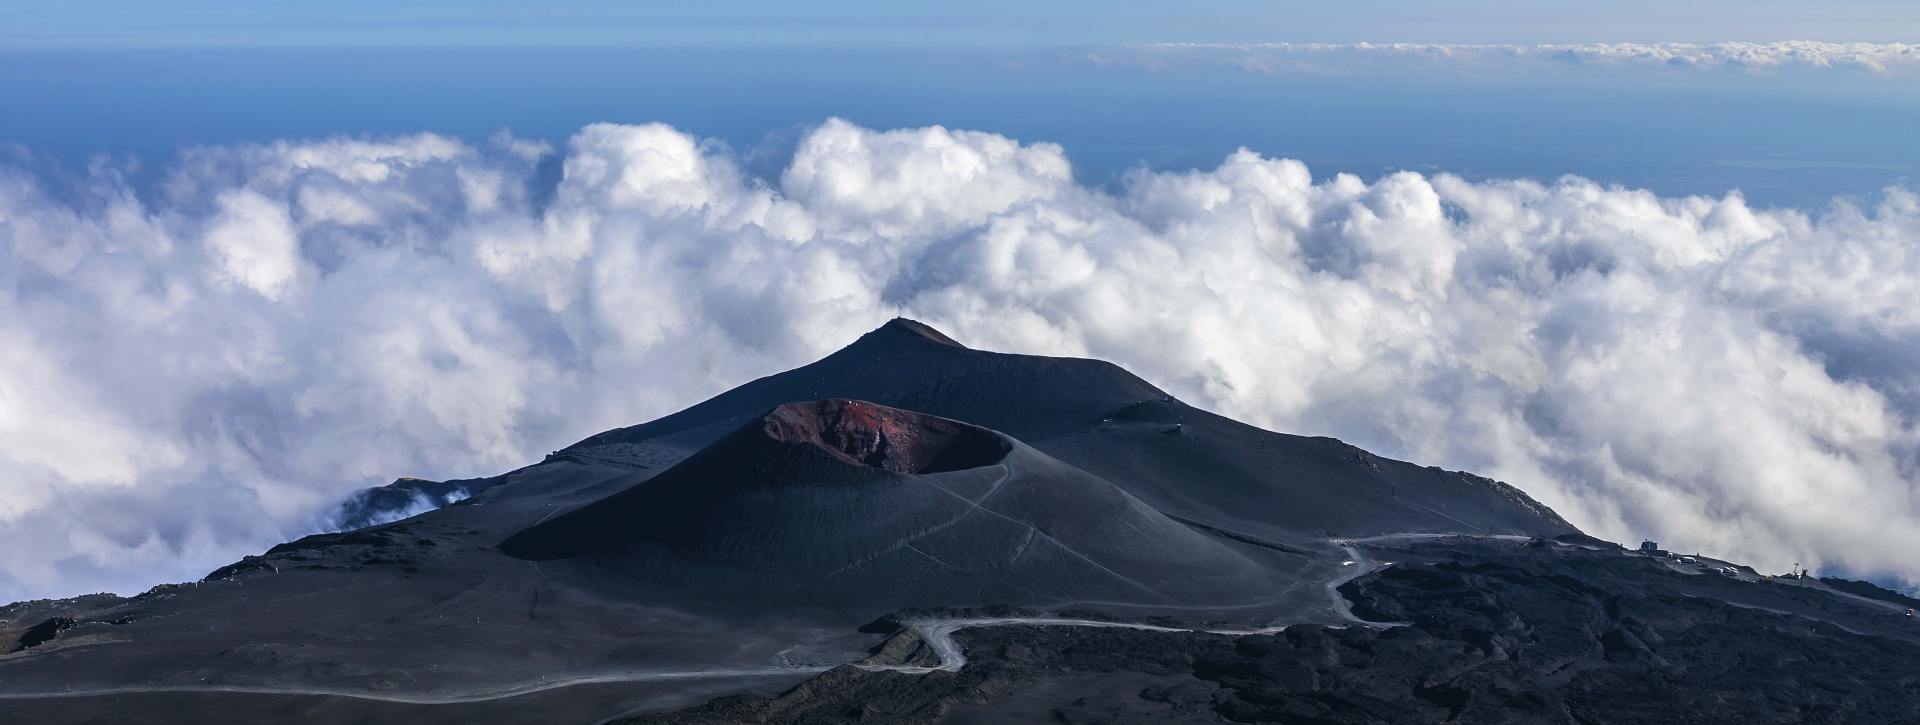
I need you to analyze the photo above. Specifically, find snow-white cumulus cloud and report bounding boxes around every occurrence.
[1103,41,1920,74]
[2,119,1919,602]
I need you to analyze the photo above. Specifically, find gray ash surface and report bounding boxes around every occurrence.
[627,536,1920,725]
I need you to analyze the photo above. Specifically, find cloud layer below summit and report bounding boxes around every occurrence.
[3,119,1919,600]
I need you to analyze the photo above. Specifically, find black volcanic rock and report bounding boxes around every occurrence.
[1821,577,1920,610]
[563,318,1165,450]
[2,616,73,653]
[504,400,1291,614]
[557,318,1576,556]
[625,537,1920,725]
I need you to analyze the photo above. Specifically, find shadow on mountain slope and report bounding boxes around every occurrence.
[556,319,1576,551]
[504,401,1292,615]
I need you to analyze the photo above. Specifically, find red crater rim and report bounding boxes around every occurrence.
[762,399,1009,474]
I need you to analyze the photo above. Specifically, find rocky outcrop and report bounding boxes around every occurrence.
[2,616,74,654]
[857,629,944,669]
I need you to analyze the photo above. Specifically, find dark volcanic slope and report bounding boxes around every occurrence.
[506,400,1292,613]
[625,536,1920,725]
[561,319,1575,549]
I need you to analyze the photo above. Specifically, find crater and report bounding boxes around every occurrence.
[763,399,1009,474]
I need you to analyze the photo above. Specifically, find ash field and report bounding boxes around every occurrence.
[3,319,1917,724]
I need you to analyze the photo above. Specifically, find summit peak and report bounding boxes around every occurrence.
[874,318,967,349]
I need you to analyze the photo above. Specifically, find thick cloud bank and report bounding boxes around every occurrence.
[1110,41,1920,74]
[3,120,1919,601]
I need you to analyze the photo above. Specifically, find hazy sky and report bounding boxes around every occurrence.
[2,1,1919,602]
[4,0,1919,47]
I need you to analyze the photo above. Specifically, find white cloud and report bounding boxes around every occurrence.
[1105,41,1920,75]
[203,189,305,300]
[2,119,1919,602]
[783,119,1073,244]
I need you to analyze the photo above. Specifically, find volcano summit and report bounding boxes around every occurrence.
[505,398,1294,613]
[3,320,1915,725]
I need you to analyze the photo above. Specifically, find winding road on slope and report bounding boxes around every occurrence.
[0,534,1487,707]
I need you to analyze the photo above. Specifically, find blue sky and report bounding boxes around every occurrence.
[4,2,1917,205]
[5,0,1920,47]
[4,40,1918,208]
